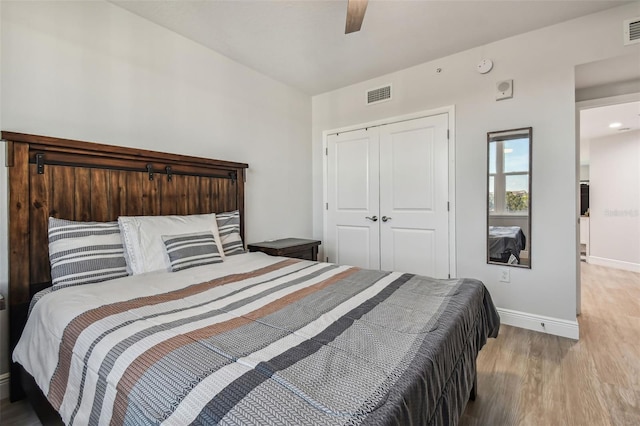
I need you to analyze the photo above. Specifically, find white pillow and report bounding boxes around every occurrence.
[118,213,225,275]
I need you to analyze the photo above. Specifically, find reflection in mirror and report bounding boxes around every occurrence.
[487,127,532,268]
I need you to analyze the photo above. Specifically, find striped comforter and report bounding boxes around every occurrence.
[14,253,499,426]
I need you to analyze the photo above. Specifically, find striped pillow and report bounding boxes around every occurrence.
[215,211,245,256]
[48,218,129,290]
[162,231,223,272]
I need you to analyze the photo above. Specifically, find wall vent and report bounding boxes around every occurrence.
[624,17,640,45]
[366,85,392,105]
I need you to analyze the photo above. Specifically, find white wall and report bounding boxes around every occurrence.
[312,3,640,330]
[580,164,590,181]
[0,0,8,397]
[0,1,311,381]
[589,129,640,271]
[577,79,640,102]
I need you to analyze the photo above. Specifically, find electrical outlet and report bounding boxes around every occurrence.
[499,268,510,283]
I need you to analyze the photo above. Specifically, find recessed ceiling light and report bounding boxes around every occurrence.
[609,122,622,128]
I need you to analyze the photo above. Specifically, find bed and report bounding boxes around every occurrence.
[488,226,526,264]
[6,132,500,426]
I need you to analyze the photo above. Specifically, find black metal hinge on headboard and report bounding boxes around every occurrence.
[165,166,172,181]
[229,171,237,184]
[146,164,154,181]
[36,153,45,174]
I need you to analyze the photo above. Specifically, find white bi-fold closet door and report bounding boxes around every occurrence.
[326,113,450,278]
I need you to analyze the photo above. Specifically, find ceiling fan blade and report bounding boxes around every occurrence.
[345,0,368,34]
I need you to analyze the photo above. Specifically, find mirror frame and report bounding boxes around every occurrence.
[486,127,532,268]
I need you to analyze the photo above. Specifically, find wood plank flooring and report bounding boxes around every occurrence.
[461,262,640,426]
[0,397,41,426]
[0,262,638,425]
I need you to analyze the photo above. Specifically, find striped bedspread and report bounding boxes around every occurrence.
[14,253,499,426]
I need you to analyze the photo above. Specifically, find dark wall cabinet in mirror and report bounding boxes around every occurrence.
[487,127,532,268]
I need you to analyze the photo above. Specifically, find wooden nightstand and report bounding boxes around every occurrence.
[248,238,321,261]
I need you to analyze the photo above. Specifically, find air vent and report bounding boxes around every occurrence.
[624,17,640,45]
[366,85,392,105]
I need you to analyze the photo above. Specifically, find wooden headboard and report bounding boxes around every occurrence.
[4,131,248,400]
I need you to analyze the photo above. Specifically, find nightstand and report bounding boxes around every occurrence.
[248,238,321,261]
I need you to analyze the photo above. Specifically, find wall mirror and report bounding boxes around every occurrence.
[487,127,532,268]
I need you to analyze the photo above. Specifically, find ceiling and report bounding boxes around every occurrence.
[581,101,640,139]
[111,0,630,95]
[580,100,640,164]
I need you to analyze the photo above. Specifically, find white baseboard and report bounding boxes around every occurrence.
[497,308,579,340]
[587,256,640,273]
[0,372,9,400]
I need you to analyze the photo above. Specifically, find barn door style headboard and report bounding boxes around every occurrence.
[4,131,248,400]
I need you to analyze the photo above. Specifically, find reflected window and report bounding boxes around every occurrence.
[488,176,495,212]
[487,127,532,269]
[489,143,497,174]
[505,175,529,213]
[489,138,530,216]
[503,139,529,172]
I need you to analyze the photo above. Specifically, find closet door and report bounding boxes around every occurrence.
[379,114,450,278]
[326,129,380,269]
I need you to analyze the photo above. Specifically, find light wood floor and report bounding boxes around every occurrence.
[0,397,41,426]
[462,262,640,426]
[1,262,638,425]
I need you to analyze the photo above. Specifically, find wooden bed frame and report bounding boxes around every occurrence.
[4,132,249,410]
[5,132,482,425]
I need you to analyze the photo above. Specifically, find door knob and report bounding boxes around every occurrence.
[381,216,392,222]
[365,215,378,222]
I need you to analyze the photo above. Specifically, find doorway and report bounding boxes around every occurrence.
[575,51,640,314]
[578,99,640,268]
[323,109,455,278]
